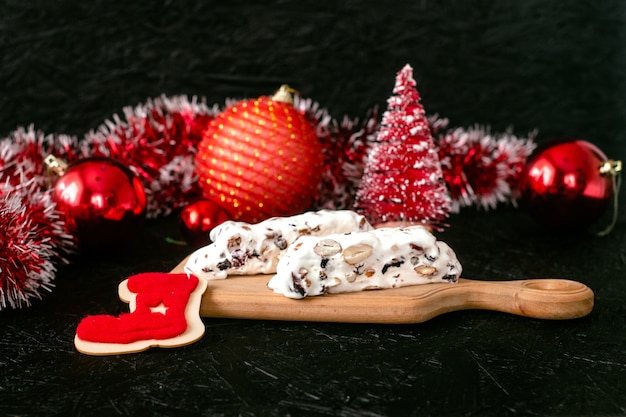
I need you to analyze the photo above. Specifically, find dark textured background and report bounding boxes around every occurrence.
[1,1,625,416]
[2,0,625,159]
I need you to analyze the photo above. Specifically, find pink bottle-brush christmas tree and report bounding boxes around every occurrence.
[355,64,451,226]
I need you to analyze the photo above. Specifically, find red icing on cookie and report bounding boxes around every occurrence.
[76,273,199,344]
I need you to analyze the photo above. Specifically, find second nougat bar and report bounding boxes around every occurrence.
[267,226,462,299]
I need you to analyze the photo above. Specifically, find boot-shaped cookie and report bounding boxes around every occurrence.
[75,272,207,355]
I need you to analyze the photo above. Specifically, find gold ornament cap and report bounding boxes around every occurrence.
[44,155,69,187]
[271,84,299,105]
[599,159,622,177]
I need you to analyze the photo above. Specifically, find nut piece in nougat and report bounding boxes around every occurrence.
[267,226,462,299]
[184,210,373,280]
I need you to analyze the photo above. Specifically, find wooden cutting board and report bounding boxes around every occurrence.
[171,258,594,324]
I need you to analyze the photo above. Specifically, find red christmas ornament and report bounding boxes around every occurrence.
[179,198,231,248]
[521,139,620,230]
[48,156,147,248]
[195,85,324,223]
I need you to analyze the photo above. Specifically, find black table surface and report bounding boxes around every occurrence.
[2,1,626,416]
[2,206,625,417]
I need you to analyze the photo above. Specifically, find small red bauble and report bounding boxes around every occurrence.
[195,85,323,223]
[50,156,147,248]
[179,198,231,248]
[520,139,615,230]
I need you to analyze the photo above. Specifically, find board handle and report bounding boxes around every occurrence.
[444,278,594,321]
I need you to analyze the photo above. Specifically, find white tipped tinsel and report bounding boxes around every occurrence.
[0,180,74,310]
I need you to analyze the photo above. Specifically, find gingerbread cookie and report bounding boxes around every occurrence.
[74,272,207,355]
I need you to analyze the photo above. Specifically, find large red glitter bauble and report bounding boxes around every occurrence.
[179,198,231,248]
[195,90,323,223]
[520,139,614,229]
[51,157,147,248]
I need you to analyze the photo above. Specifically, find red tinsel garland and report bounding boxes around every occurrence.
[0,180,74,309]
[0,126,79,187]
[294,95,378,211]
[82,95,220,218]
[431,116,536,212]
[0,91,534,310]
